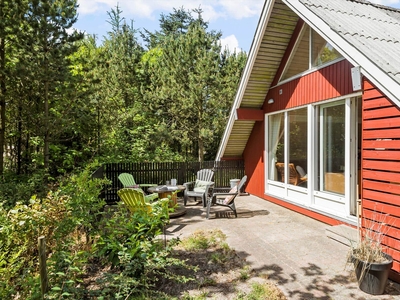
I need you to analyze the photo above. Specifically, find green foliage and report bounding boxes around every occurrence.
[2,3,246,175]
[0,170,48,209]
[235,282,287,300]
[0,162,193,299]
[95,204,166,267]
[0,165,106,298]
[142,8,246,161]
[91,202,193,299]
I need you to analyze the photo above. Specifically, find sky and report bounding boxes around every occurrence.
[74,0,400,53]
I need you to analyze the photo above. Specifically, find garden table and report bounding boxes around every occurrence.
[147,185,186,218]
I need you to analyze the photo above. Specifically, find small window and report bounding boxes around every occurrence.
[280,25,343,82]
[281,26,310,81]
[311,30,342,67]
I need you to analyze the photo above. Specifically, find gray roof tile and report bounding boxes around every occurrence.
[300,0,400,84]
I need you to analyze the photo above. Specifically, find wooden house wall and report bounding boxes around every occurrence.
[243,121,265,196]
[362,78,400,278]
[264,59,354,112]
[243,59,354,200]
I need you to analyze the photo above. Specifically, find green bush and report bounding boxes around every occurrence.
[0,170,49,209]
[92,204,192,299]
[0,163,192,299]
[0,164,106,299]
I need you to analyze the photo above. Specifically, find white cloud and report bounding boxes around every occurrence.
[77,0,263,21]
[78,0,107,14]
[218,0,262,19]
[220,34,241,53]
[369,0,400,5]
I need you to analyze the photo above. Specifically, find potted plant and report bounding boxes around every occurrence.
[349,211,393,295]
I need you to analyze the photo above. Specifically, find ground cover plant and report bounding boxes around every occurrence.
[0,165,286,299]
[157,229,287,300]
[0,166,192,299]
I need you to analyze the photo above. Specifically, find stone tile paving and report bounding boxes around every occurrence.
[167,195,400,300]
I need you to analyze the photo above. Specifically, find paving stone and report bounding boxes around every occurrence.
[166,195,400,299]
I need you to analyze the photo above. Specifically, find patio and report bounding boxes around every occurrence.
[166,194,400,299]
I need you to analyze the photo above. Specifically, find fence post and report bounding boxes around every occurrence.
[38,236,48,298]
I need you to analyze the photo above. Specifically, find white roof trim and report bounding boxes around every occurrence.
[216,0,275,161]
[283,0,400,107]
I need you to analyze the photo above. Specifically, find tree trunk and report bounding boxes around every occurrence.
[44,80,49,169]
[198,137,204,162]
[17,104,22,174]
[0,34,5,175]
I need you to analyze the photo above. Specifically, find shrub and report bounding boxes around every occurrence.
[0,164,106,299]
[92,203,192,299]
[0,163,191,299]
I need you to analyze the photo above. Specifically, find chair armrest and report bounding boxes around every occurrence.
[145,193,159,202]
[183,181,195,190]
[139,183,158,187]
[205,182,214,196]
[212,192,237,197]
[212,187,232,193]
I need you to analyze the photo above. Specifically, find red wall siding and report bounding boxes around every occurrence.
[362,78,400,279]
[243,121,265,196]
[264,59,353,112]
[243,59,354,200]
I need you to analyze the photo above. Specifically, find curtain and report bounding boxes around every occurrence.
[268,113,284,180]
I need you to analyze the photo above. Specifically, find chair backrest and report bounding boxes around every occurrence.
[117,188,152,214]
[223,175,247,204]
[197,169,214,182]
[275,163,301,186]
[118,173,137,188]
[237,175,248,192]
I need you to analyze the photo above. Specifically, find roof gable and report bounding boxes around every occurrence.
[216,0,298,159]
[217,0,400,160]
[294,0,400,103]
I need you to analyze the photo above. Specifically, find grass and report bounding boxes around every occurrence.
[239,265,251,281]
[181,291,208,300]
[180,229,227,251]
[235,282,287,300]
[173,229,287,300]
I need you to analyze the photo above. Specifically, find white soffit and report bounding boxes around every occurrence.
[215,0,275,161]
[216,0,299,160]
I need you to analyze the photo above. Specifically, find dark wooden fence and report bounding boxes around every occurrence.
[92,160,245,204]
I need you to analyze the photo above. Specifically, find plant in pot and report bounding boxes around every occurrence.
[348,211,393,295]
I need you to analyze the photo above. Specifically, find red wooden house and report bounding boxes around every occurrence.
[217,0,400,281]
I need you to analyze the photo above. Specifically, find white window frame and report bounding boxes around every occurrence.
[278,24,345,85]
[265,94,361,222]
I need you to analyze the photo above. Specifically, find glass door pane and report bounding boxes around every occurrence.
[288,108,308,187]
[319,103,345,194]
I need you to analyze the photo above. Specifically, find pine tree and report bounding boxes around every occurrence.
[20,0,83,170]
[143,8,247,161]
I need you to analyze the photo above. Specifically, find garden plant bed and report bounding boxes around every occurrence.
[156,229,287,299]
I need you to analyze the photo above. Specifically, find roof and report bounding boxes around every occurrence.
[216,0,400,160]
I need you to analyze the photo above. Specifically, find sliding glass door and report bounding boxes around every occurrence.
[266,97,360,221]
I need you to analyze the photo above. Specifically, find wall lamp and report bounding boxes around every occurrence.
[267,98,274,104]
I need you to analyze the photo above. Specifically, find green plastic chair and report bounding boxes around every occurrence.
[117,188,169,220]
[118,173,158,202]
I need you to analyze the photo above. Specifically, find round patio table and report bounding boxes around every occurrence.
[147,185,186,218]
